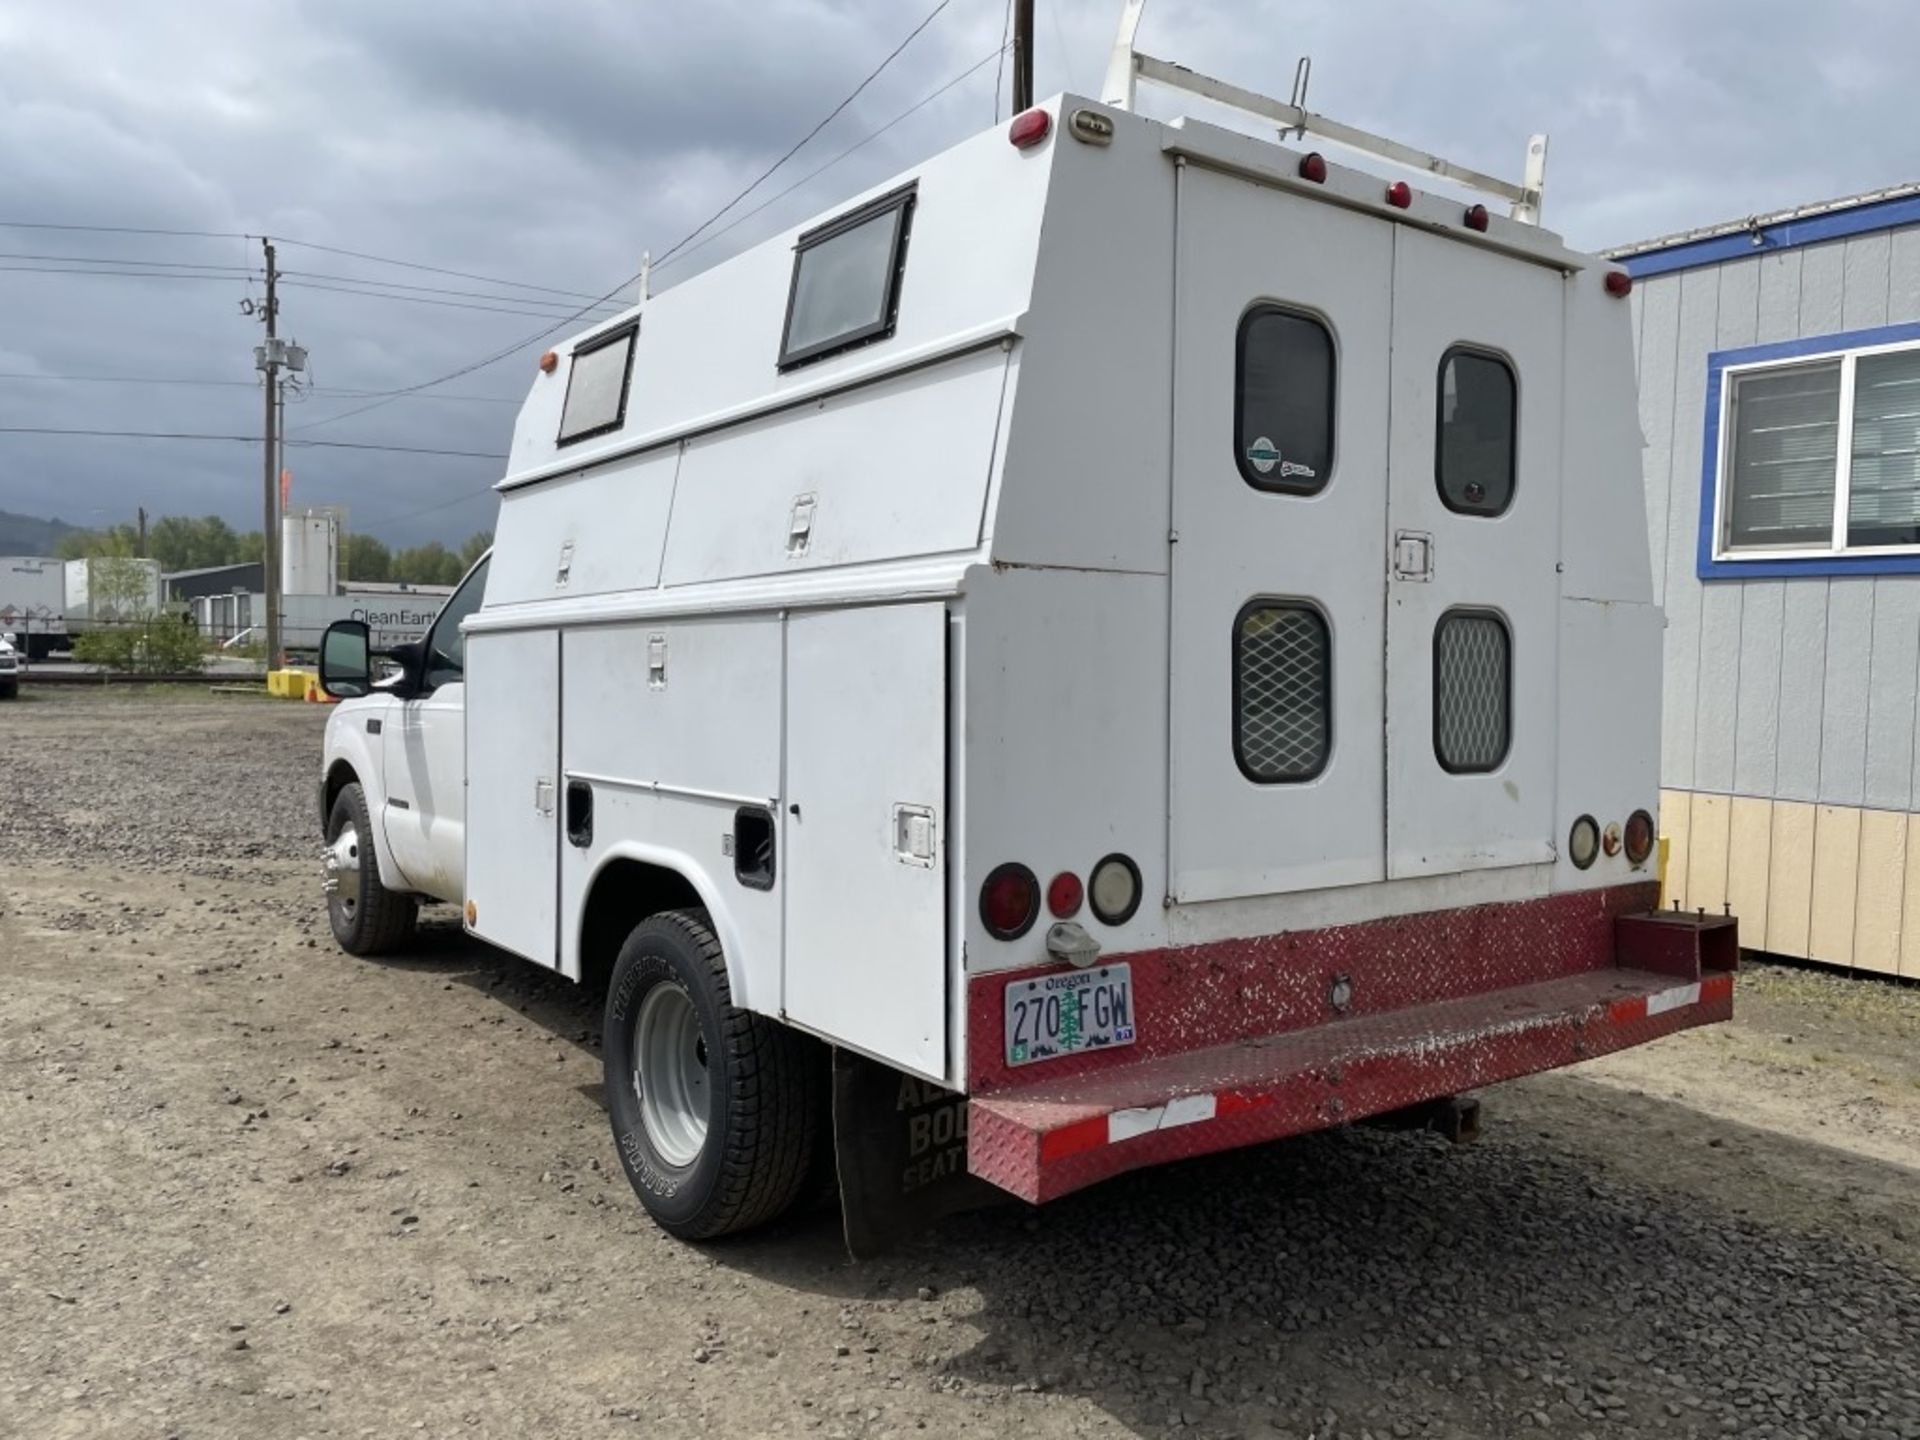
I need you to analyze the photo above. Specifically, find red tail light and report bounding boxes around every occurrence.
[1047,871,1083,919]
[1464,203,1490,232]
[1298,152,1327,183]
[1624,809,1655,865]
[1385,181,1412,209]
[1009,109,1051,150]
[981,863,1040,939]
[1605,270,1633,298]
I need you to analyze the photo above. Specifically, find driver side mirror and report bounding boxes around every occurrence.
[319,621,373,699]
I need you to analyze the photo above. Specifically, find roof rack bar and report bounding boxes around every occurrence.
[1101,2,1546,223]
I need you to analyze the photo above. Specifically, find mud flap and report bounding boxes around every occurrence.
[833,1047,1004,1258]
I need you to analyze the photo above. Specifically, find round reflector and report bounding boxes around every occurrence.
[1385,180,1412,209]
[1088,853,1142,927]
[1567,815,1600,870]
[1298,151,1328,184]
[1009,108,1052,150]
[1624,809,1656,865]
[980,863,1040,940]
[1605,270,1633,298]
[1047,871,1083,919]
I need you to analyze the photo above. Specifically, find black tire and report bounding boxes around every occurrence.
[325,782,418,956]
[0,681,15,701]
[604,908,824,1240]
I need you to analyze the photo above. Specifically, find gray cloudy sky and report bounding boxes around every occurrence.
[0,0,1912,548]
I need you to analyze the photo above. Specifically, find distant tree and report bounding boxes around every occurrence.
[56,524,139,560]
[458,530,493,571]
[149,515,244,572]
[392,541,462,587]
[342,533,393,584]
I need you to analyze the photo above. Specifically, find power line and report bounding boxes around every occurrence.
[0,372,519,402]
[274,237,622,304]
[281,267,623,313]
[0,249,256,273]
[0,264,254,282]
[289,0,959,437]
[0,220,248,240]
[279,276,614,321]
[656,45,1005,279]
[0,426,505,459]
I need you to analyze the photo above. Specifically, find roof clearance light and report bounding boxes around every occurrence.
[1386,180,1412,209]
[1009,108,1051,150]
[1605,270,1634,298]
[1298,151,1328,183]
[981,862,1040,940]
[1464,203,1490,232]
[538,350,559,374]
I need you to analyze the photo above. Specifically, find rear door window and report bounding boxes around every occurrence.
[1235,305,1335,494]
[1436,347,1517,515]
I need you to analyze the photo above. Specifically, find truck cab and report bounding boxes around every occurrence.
[316,6,1736,1248]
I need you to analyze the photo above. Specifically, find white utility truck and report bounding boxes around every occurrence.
[0,631,18,699]
[318,12,1736,1247]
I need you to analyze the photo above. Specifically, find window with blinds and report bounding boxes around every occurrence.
[1720,340,1920,557]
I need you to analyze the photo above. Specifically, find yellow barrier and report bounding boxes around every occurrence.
[1656,835,1671,909]
[267,668,315,699]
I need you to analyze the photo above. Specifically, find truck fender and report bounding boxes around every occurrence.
[574,841,763,1011]
[321,712,411,895]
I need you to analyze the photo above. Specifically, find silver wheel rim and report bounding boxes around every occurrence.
[326,822,362,920]
[633,982,709,1168]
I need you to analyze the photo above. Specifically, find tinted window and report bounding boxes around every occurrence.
[423,556,491,691]
[1236,306,1334,493]
[558,324,637,445]
[1846,348,1920,547]
[1234,601,1330,783]
[1434,609,1510,773]
[1437,348,1517,515]
[779,185,915,370]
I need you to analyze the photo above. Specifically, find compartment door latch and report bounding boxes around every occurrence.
[892,804,936,867]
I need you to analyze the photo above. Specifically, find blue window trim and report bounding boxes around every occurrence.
[1699,321,1920,579]
[1622,193,1920,279]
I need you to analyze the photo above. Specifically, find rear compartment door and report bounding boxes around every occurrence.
[1383,229,1564,877]
[1168,165,1395,901]
[783,603,947,1079]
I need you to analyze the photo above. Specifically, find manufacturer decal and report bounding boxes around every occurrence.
[1245,436,1316,480]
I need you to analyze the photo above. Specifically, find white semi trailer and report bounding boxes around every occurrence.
[316,15,1736,1247]
[0,555,69,658]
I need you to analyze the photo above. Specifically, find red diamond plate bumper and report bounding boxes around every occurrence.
[966,885,1735,1203]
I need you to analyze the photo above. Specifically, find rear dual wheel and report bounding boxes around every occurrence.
[603,909,825,1239]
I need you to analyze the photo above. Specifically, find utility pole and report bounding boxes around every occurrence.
[256,238,282,671]
[1012,0,1034,112]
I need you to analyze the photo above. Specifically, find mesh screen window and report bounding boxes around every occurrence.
[778,185,915,370]
[1434,610,1511,773]
[1234,602,1331,783]
[557,324,637,445]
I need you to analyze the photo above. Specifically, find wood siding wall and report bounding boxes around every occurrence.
[1637,225,1920,970]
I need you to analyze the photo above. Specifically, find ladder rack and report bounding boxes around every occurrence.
[1100,0,1547,225]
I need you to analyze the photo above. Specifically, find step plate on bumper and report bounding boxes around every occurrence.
[969,967,1731,1203]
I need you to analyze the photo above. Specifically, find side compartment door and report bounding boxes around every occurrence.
[1384,229,1564,877]
[784,604,947,1079]
[464,628,561,966]
[1168,165,1395,901]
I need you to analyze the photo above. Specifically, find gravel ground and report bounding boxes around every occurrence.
[3,688,1919,1440]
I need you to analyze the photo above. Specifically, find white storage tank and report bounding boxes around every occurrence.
[282,509,340,597]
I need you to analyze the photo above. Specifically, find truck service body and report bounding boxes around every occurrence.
[318,29,1735,1241]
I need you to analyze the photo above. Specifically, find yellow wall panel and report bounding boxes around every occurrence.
[1852,809,1906,976]
[1903,815,1920,981]
[1660,789,1693,912]
[1724,796,1773,952]
[1689,793,1732,917]
[1766,801,1816,959]
[1808,805,1862,967]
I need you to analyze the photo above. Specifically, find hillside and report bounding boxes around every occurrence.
[0,509,75,556]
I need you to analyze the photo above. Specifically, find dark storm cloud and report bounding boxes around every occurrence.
[0,0,1914,546]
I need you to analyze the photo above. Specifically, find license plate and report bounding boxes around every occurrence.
[1004,964,1135,1067]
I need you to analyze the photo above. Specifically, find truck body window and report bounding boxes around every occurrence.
[778,184,916,371]
[557,322,638,445]
[1234,600,1330,783]
[1436,347,1516,515]
[1434,609,1510,773]
[423,556,492,691]
[1235,305,1334,494]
